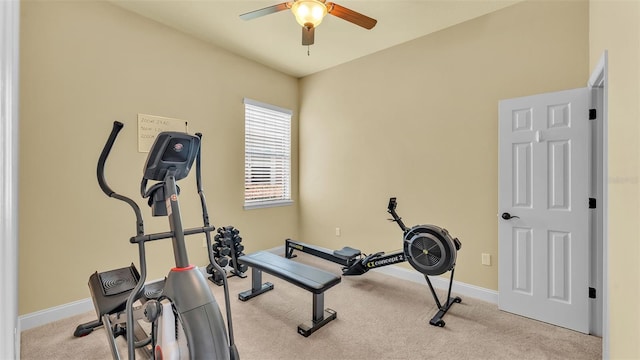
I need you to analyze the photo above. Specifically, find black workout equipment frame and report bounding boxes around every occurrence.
[285,197,462,327]
[74,121,238,359]
[237,251,342,337]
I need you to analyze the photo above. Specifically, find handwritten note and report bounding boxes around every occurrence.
[138,114,187,152]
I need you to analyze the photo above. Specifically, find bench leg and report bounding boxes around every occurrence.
[238,268,274,301]
[297,293,337,337]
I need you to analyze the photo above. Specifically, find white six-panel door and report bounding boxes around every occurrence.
[498,88,590,333]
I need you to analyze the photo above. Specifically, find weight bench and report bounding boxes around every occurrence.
[237,251,341,337]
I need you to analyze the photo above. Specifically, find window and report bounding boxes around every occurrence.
[244,98,292,209]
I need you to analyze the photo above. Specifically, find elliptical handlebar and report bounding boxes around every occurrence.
[97,121,124,197]
[194,132,239,358]
[195,132,204,194]
[97,121,144,236]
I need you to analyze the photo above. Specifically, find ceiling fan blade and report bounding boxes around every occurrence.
[326,2,377,29]
[239,2,291,21]
[302,26,315,45]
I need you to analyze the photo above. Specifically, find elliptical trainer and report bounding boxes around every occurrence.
[74,121,238,359]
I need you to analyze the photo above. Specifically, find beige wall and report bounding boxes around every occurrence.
[589,1,640,358]
[18,0,640,357]
[298,0,588,291]
[18,1,299,314]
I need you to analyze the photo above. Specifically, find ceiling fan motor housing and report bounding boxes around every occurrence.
[403,225,461,276]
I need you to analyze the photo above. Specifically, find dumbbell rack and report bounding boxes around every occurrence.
[207,226,248,286]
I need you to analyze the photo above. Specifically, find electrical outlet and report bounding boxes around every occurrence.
[481,253,491,266]
[335,227,341,236]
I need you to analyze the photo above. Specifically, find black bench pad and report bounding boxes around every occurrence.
[238,251,341,294]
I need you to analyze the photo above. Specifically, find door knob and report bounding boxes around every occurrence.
[501,212,520,220]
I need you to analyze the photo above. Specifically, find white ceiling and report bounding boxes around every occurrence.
[110,0,521,78]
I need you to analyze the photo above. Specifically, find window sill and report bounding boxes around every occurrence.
[243,200,293,210]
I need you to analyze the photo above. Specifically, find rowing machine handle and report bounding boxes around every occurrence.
[388,197,397,212]
[97,121,124,197]
[387,197,408,232]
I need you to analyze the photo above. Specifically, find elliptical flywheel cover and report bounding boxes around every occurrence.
[403,225,458,276]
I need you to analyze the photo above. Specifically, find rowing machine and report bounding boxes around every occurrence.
[285,197,462,327]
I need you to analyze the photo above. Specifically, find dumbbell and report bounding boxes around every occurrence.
[215,256,229,267]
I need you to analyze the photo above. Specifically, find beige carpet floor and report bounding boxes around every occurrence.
[21,252,601,359]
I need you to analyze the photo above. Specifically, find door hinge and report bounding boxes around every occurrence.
[589,198,596,209]
[589,287,596,299]
[589,109,597,120]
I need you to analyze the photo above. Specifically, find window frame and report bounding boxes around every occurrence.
[243,98,293,210]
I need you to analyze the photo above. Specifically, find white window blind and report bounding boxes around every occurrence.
[244,98,292,209]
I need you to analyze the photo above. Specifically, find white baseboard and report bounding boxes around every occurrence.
[19,277,166,332]
[19,298,94,332]
[371,265,498,304]
[20,247,496,331]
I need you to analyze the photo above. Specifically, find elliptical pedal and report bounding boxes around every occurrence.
[98,266,139,297]
[74,264,165,338]
[143,281,164,300]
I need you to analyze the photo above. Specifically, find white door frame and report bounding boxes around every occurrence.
[0,0,20,358]
[497,51,608,353]
[588,51,608,359]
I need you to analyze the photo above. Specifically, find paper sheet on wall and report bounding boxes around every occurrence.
[138,114,188,152]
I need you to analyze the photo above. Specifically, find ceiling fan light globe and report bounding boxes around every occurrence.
[292,0,327,28]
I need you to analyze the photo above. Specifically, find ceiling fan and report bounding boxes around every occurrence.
[239,0,377,46]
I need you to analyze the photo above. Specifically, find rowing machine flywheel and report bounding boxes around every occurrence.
[403,225,460,276]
